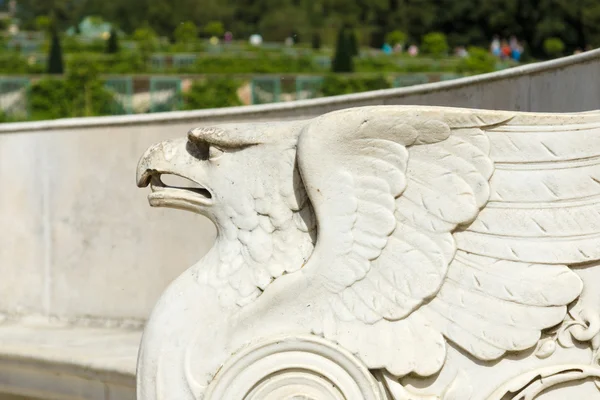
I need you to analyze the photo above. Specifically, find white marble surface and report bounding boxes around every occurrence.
[0,320,140,399]
[136,105,600,399]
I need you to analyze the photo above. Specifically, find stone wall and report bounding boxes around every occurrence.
[2,49,600,323]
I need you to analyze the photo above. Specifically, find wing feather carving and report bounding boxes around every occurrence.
[296,105,595,377]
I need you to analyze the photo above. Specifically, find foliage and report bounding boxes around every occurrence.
[421,32,449,58]
[311,33,322,50]
[106,28,119,53]
[133,26,158,66]
[62,36,106,52]
[332,26,354,73]
[258,6,309,42]
[13,0,600,55]
[320,74,390,96]
[0,54,44,74]
[35,15,52,32]
[66,53,145,74]
[348,29,359,57]
[175,21,198,43]
[184,78,242,109]
[192,54,319,74]
[29,60,114,120]
[133,26,158,54]
[455,46,496,74]
[543,37,565,58]
[47,28,64,74]
[386,30,407,46]
[203,21,224,38]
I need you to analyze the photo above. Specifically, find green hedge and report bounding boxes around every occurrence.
[0,50,464,75]
[320,74,390,96]
[184,78,243,109]
[28,60,115,120]
[455,47,497,74]
[0,54,45,74]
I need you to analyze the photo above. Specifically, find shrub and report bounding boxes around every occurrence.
[320,74,390,96]
[0,53,40,73]
[34,16,52,32]
[386,30,407,46]
[204,21,225,38]
[174,21,198,43]
[133,27,158,54]
[421,32,449,58]
[193,54,321,74]
[62,36,106,53]
[184,78,242,109]
[543,37,565,58]
[455,46,496,74]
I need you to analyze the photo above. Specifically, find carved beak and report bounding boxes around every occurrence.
[137,138,213,211]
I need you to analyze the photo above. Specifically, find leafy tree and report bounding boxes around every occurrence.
[175,21,199,43]
[47,27,64,74]
[386,30,407,46]
[543,37,565,57]
[204,21,224,38]
[35,15,52,32]
[106,27,119,53]
[258,6,309,42]
[133,26,158,66]
[332,26,354,73]
[421,32,449,57]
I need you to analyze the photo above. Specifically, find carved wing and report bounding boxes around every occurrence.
[297,106,597,377]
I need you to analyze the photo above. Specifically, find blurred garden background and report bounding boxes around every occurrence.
[1,0,599,122]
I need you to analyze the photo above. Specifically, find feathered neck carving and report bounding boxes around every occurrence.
[198,143,317,308]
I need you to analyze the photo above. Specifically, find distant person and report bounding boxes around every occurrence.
[511,44,522,62]
[382,42,393,54]
[394,43,403,53]
[224,31,233,43]
[491,35,501,57]
[501,40,511,59]
[408,44,419,57]
[509,36,522,61]
[455,46,468,58]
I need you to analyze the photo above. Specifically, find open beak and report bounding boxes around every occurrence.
[137,139,213,211]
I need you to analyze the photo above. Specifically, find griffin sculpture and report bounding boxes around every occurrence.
[136,106,600,399]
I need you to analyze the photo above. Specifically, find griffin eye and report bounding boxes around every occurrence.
[209,145,224,160]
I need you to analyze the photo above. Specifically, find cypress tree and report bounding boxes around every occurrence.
[106,28,119,54]
[47,27,64,75]
[348,29,359,57]
[311,33,321,50]
[331,26,354,73]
